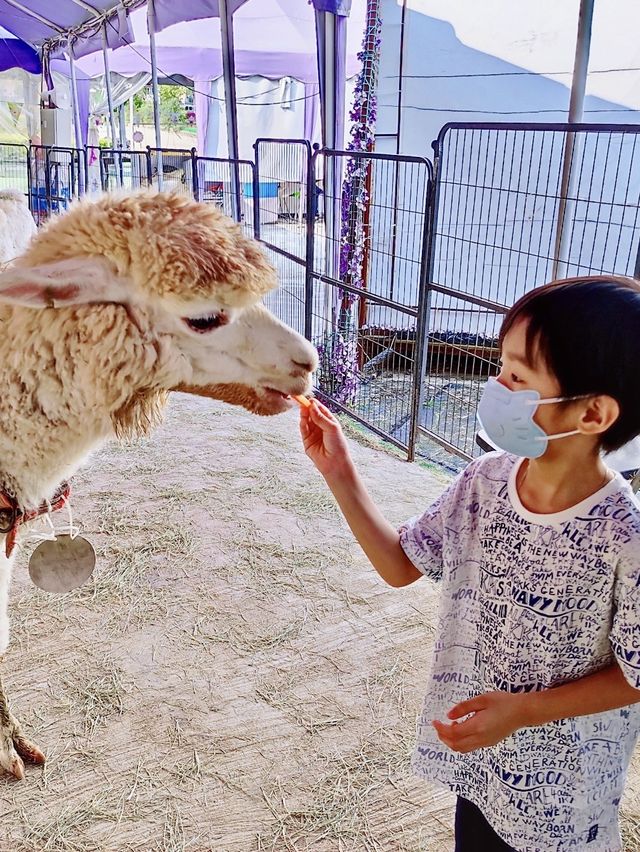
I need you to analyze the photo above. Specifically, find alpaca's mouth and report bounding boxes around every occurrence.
[261,386,296,408]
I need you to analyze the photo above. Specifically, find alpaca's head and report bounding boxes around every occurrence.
[0,191,318,418]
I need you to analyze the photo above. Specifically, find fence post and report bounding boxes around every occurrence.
[79,145,87,196]
[407,155,439,463]
[70,149,77,199]
[304,145,317,344]
[252,141,261,240]
[26,145,33,215]
[98,149,107,192]
[44,147,52,219]
[145,146,153,187]
[190,148,199,201]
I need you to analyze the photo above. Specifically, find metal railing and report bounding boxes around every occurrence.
[422,122,640,461]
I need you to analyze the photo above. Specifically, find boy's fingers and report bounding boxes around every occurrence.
[311,399,336,420]
[432,720,481,752]
[447,696,484,720]
[310,402,338,428]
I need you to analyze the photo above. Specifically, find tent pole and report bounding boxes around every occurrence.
[315,8,348,332]
[219,0,241,222]
[102,23,121,188]
[147,0,163,188]
[69,40,85,194]
[118,104,127,148]
[129,95,135,148]
[552,0,594,279]
[147,0,162,149]
[102,24,118,148]
[68,41,82,151]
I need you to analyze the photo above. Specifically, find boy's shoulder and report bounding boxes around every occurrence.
[461,450,516,484]
[601,482,640,542]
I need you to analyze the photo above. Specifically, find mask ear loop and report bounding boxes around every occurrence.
[524,393,593,407]
[524,394,592,443]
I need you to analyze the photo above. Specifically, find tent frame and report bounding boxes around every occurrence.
[29,1,352,156]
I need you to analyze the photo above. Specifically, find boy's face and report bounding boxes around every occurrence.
[497,318,581,448]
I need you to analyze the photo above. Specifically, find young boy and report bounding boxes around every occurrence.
[300,276,640,851]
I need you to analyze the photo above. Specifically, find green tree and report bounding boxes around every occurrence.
[133,85,192,130]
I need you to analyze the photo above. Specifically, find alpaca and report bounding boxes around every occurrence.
[0,190,36,264]
[0,190,318,779]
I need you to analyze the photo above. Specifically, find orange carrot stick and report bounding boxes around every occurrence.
[293,394,312,408]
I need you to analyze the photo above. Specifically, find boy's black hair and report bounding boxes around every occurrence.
[499,275,640,452]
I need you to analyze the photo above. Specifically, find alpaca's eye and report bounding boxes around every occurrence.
[184,313,226,333]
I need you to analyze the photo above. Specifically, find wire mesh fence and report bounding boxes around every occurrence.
[254,139,314,337]
[98,148,151,193]
[308,148,432,456]
[0,143,29,201]
[147,147,196,197]
[422,122,640,462]
[196,156,256,239]
[29,145,85,225]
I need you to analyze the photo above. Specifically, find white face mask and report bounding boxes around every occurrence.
[477,378,586,459]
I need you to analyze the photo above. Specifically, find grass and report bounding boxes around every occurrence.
[60,657,129,736]
[19,792,124,852]
[257,727,415,851]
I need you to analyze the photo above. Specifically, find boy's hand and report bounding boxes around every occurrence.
[299,399,353,480]
[431,691,528,752]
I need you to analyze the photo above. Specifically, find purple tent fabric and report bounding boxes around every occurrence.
[154,0,249,33]
[0,0,251,58]
[0,35,40,73]
[310,0,352,14]
[0,0,133,57]
[76,2,364,84]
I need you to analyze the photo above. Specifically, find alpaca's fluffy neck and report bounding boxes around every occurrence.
[0,419,111,509]
[0,300,170,509]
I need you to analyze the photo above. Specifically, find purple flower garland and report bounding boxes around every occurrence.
[317,2,382,406]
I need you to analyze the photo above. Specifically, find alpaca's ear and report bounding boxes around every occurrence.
[0,256,133,309]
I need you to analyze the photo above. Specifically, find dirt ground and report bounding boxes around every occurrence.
[1,394,640,851]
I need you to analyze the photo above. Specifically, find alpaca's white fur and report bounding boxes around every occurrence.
[0,189,317,778]
[0,191,36,265]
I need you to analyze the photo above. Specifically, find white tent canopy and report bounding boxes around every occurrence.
[75,1,366,156]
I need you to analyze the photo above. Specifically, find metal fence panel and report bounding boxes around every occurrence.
[254,139,313,337]
[310,148,432,456]
[99,148,152,193]
[422,122,640,462]
[29,145,85,225]
[147,147,195,196]
[0,143,29,203]
[194,155,255,236]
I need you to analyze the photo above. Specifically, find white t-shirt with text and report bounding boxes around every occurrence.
[400,451,640,852]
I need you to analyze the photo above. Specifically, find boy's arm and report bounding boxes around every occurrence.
[300,400,421,588]
[434,662,640,753]
[522,661,640,726]
[324,462,422,588]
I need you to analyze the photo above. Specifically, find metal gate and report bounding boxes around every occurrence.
[255,139,433,457]
[29,145,85,225]
[254,138,313,337]
[195,154,256,238]
[422,122,640,461]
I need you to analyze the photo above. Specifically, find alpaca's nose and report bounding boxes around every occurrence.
[292,357,316,374]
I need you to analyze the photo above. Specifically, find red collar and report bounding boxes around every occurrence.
[0,482,71,558]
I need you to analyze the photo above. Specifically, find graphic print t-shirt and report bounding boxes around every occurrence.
[400,452,640,852]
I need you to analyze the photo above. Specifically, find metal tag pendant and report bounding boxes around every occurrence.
[28,535,96,593]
